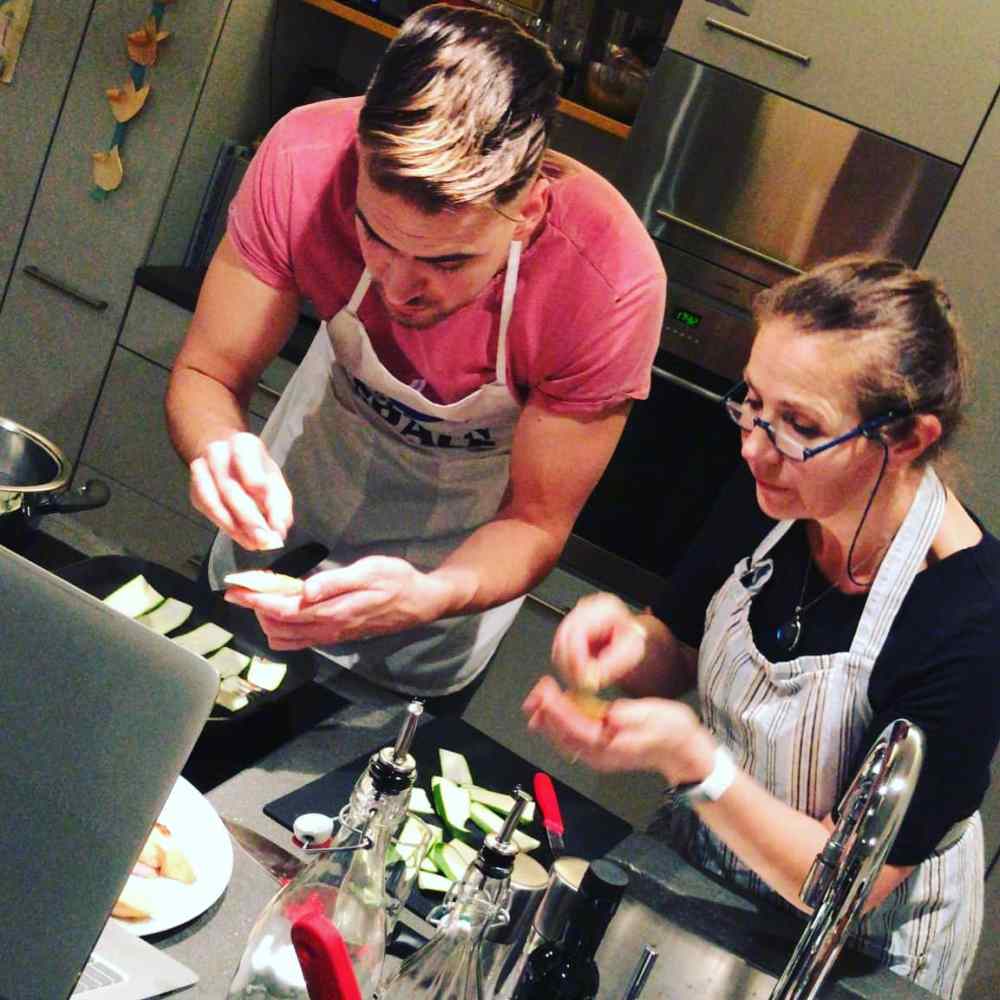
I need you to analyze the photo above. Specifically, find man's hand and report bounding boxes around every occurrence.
[189,432,293,551]
[224,555,454,649]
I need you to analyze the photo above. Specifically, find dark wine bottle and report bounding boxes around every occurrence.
[510,859,628,1000]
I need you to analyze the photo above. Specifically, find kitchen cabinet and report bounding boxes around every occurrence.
[0,0,230,464]
[0,0,91,303]
[667,1,999,163]
[75,287,294,576]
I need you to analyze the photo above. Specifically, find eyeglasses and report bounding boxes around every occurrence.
[722,382,904,462]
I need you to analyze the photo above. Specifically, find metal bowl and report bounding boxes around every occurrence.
[0,416,70,493]
[584,57,650,123]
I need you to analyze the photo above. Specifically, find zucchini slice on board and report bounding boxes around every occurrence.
[468,802,541,853]
[431,777,471,833]
[438,748,474,785]
[408,786,435,815]
[215,677,249,712]
[102,575,165,618]
[431,842,471,882]
[135,597,193,636]
[417,871,454,894]
[465,785,536,825]
[207,647,252,679]
[246,656,287,692]
[172,622,233,656]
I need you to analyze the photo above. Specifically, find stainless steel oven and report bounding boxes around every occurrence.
[619,49,959,391]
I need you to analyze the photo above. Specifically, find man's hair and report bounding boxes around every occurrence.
[359,3,562,213]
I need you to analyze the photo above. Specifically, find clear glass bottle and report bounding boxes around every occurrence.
[509,860,628,1000]
[227,702,423,999]
[376,789,532,1000]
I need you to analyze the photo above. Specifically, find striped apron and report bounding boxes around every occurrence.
[657,467,984,998]
[208,242,527,696]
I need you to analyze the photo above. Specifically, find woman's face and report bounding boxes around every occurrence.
[740,316,886,525]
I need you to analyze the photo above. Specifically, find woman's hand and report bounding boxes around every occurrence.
[189,432,292,551]
[550,593,648,692]
[224,555,454,650]
[522,676,715,785]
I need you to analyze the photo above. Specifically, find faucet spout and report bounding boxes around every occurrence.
[769,719,925,1000]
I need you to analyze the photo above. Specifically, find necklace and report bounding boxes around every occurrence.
[774,542,888,656]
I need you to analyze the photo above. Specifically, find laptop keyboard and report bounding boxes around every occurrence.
[72,954,126,994]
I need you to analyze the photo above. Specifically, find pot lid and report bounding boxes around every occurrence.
[0,416,70,494]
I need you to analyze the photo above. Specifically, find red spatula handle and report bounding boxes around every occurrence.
[291,912,363,1000]
[533,771,565,837]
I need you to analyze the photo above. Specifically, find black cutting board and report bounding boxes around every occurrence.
[56,555,317,722]
[264,715,633,919]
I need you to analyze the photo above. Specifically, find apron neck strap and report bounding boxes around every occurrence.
[495,240,522,386]
[347,269,373,314]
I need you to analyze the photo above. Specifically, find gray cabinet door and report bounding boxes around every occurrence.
[0,0,92,303]
[0,0,229,461]
[668,1,999,163]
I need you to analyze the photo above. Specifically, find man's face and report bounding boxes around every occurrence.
[354,147,527,329]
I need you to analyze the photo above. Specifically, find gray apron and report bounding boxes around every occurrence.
[209,242,527,695]
[656,468,983,998]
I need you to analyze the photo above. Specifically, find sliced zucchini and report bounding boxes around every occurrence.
[246,656,287,691]
[432,776,471,833]
[430,842,470,882]
[395,816,430,865]
[419,855,438,873]
[417,871,453,894]
[465,786,536,825]
[135,597,193,635]
[468,802,540,853]
[215,678,248,712]
[408,786,435,815]
[208,647,251,679]
[447,839,478,868]
[103,575,165,618]
[172,622,233,656]
[438,748,474,785]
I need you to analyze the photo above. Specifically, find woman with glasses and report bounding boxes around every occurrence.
[523,256,1000,998]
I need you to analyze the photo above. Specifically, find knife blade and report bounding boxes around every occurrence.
[223,816,304,884]
[533,771,566,857]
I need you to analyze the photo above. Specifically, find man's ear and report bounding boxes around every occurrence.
[887,413,942,468]
[511,176,549,240]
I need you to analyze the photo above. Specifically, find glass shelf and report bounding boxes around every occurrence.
[300,0,632,139]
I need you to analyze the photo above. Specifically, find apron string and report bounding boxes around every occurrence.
[495,240,522,387]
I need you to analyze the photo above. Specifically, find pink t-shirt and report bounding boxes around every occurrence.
[228,98,665,414]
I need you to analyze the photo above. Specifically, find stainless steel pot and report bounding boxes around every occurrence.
[0,416,110,548]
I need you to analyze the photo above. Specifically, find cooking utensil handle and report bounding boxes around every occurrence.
[23,265,109,311]
[29,478,111,516]
[704,17,812,66]
[533,772,565,836]
[291,912,362,1000]
[654,209,802,276]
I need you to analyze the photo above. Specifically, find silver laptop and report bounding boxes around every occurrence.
[0,545,219,1000]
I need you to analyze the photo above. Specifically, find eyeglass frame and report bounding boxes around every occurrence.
[721,382,907,462]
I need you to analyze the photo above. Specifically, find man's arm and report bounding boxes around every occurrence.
[430,393,631,612]
[165,235,301,548]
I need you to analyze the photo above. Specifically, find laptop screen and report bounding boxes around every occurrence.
[0,546,218,999]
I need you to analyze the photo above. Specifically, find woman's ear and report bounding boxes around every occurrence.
[886,413,942,468]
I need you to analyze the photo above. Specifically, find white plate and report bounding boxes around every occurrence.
[114,775,234,937]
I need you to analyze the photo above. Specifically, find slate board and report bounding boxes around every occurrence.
[264,714,633,919]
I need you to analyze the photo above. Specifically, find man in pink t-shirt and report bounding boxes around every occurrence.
[166,4,665,700]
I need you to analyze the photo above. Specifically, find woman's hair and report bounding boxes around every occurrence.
[753,255,968,465]
[358,3,562,213]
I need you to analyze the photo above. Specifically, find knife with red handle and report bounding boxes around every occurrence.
[533,771,566,857]
[291,912,362,1000]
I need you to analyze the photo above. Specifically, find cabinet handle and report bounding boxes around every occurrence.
[654,209,802,275]
[705,17,812,66]
[23,265,109,311]
[255,380,282,401]
[651,364,724,404]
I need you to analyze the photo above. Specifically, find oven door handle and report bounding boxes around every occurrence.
[654,210,802,276]
[651,364,724,404]
[704,17,812,67]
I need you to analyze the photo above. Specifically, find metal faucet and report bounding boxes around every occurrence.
[769,719,925,1000]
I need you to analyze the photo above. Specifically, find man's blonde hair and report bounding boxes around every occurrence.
[359,4,562,213]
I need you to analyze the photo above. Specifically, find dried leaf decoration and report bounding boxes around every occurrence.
[92,146,124,191]
[105,77,150,123]
[127,17,170,67]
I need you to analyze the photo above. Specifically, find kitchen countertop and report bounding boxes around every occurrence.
[156,688,935,999]
[19,520,934,997]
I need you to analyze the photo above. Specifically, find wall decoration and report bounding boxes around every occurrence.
[0,0,33,84]
[91,1,176,199]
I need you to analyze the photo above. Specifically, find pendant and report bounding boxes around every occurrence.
[775,614,802,655]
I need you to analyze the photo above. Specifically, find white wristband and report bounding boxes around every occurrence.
[671,745,737,807]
